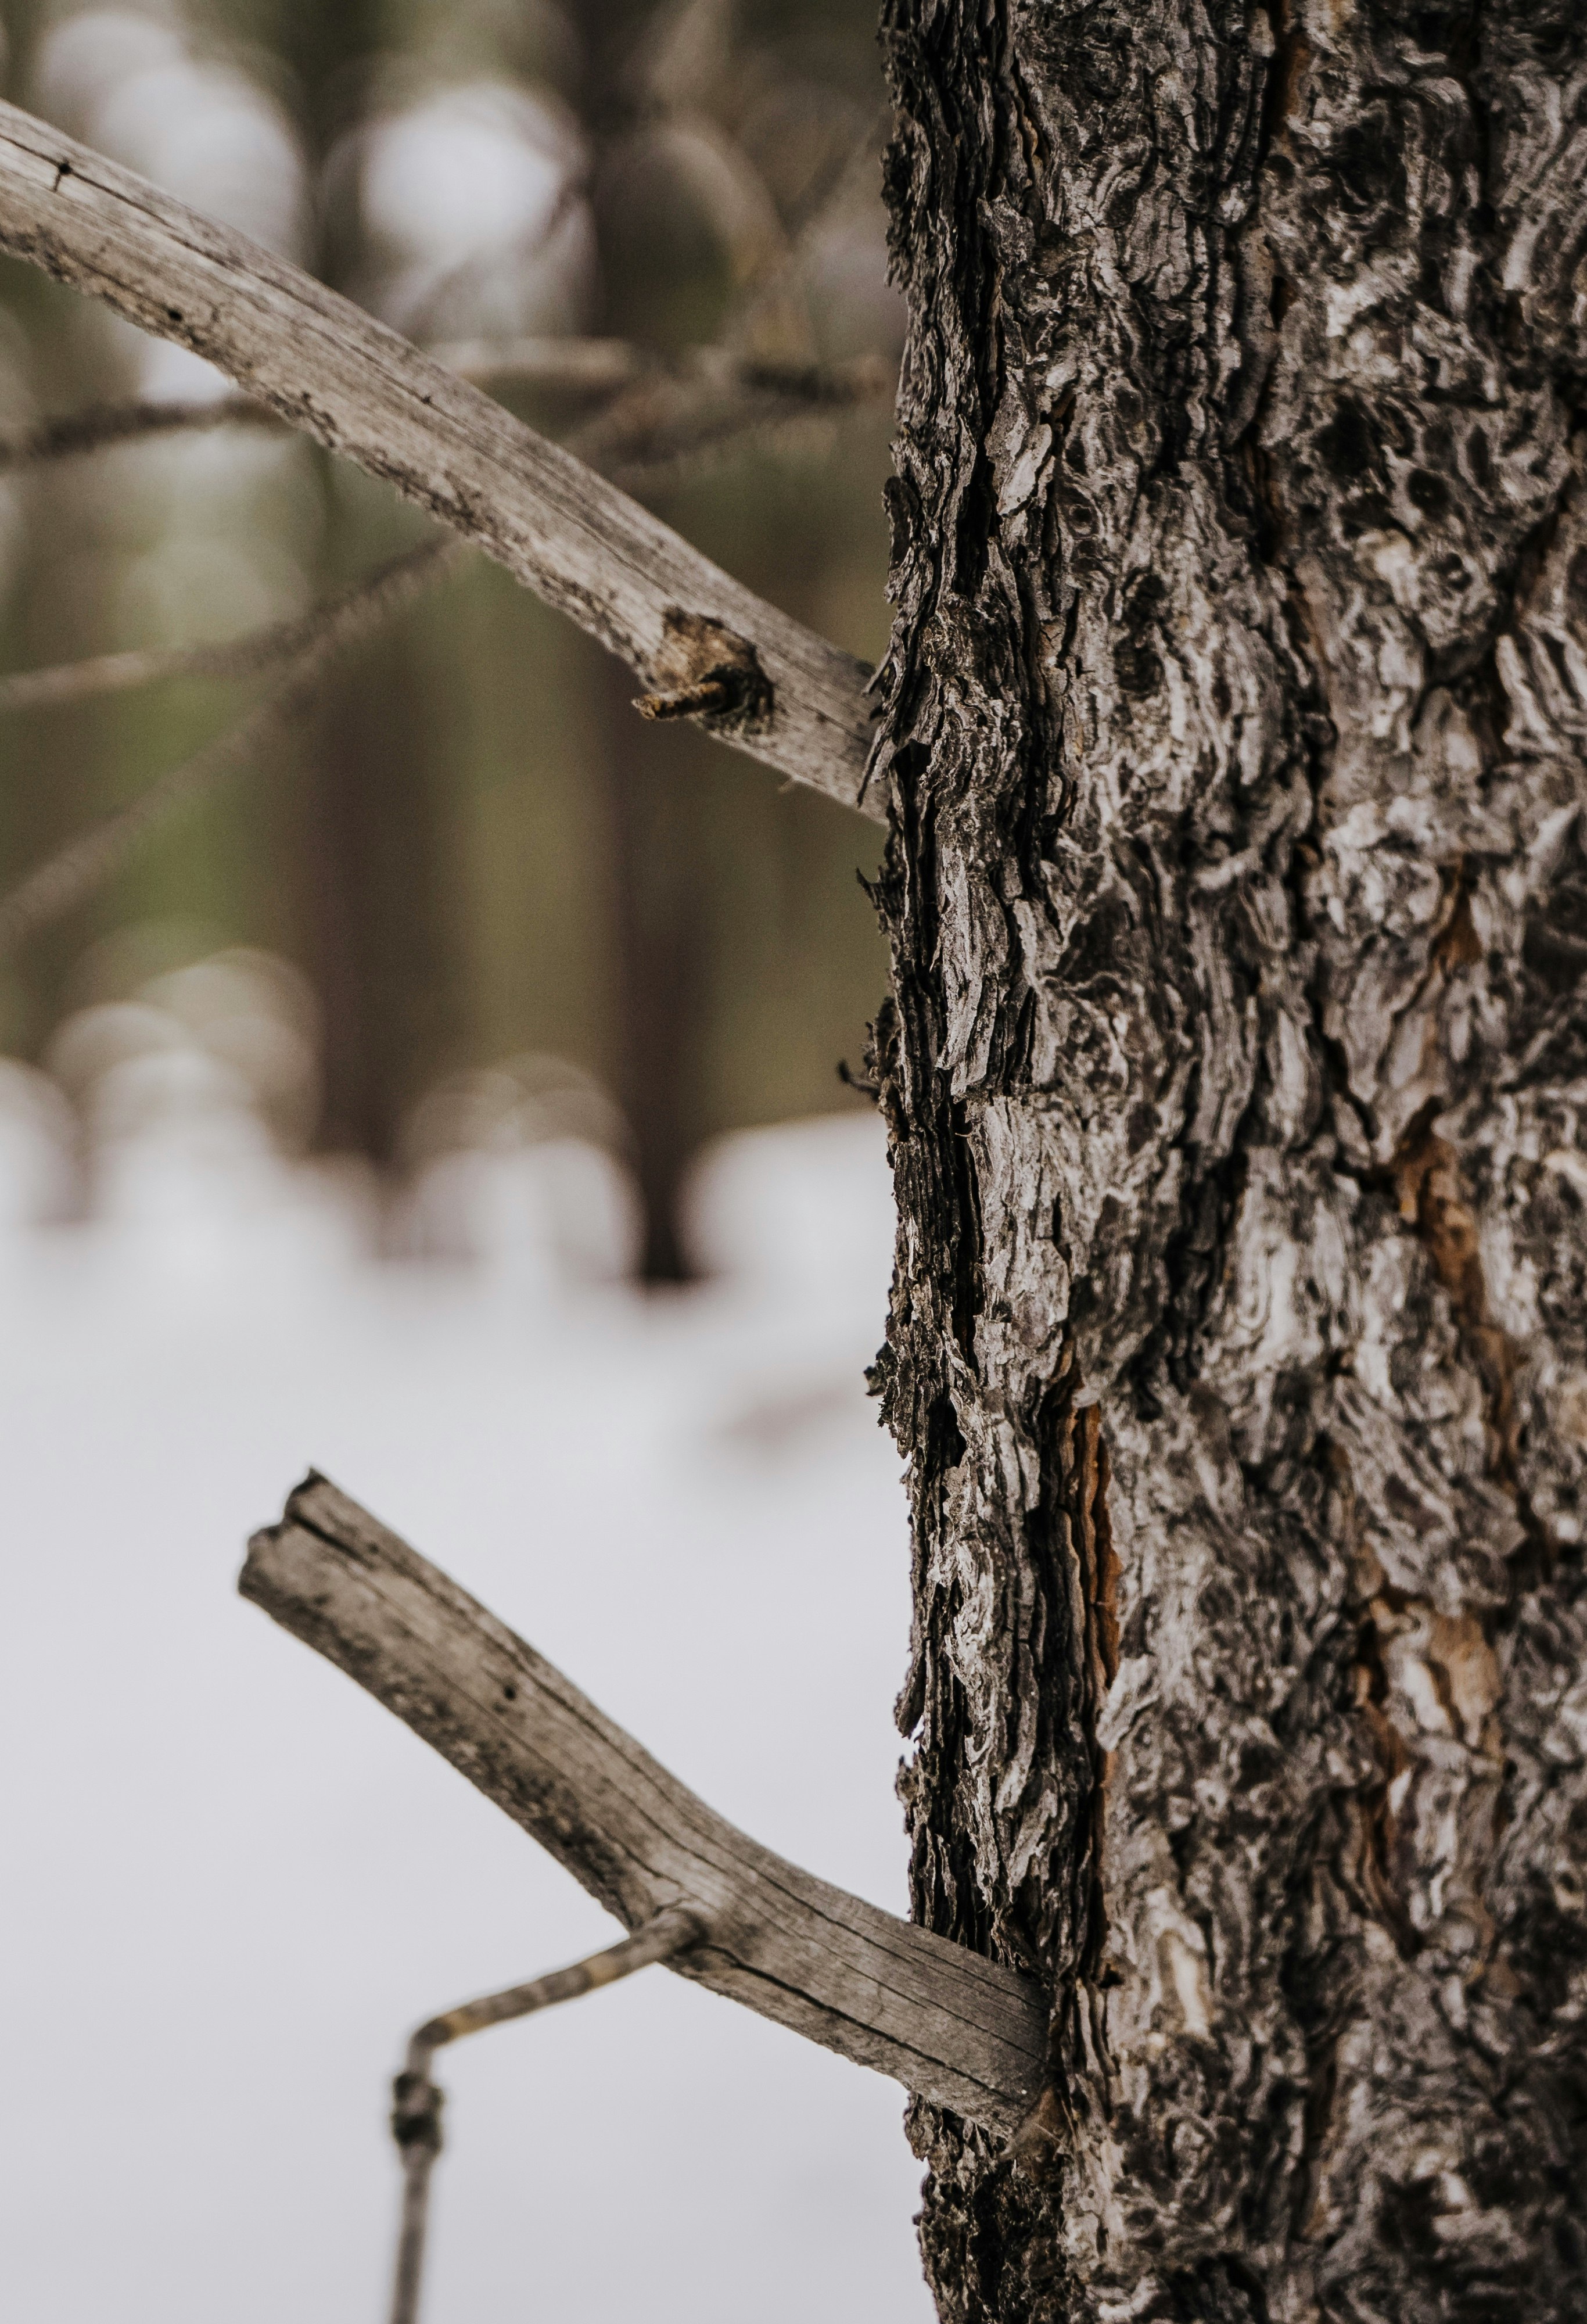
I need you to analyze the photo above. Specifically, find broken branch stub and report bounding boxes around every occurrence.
[240,1473,1049,2137]
[0,103,881,820]
[632,608,773,726]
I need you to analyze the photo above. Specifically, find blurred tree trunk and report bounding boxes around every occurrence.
[873,3,1587,2319]
[597,645,707,1283]
[283,0,460,1171]
[583,0,714,1283]
[297,589,454,1168]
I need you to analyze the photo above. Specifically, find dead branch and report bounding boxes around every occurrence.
[568,352,894,482]
[0,569,432,712]
[0,102,880,819]
[240,1473,1050,2138]
[0,537,462,957]
[0,350,888,719]
[0,392,276,470]
[0,349,892,478]
[0,345,891,934]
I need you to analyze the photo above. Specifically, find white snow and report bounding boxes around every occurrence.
[0,1064,929,2323]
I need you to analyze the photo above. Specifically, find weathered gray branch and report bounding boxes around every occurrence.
[240,1473,1048,2137]
[0,338,891,938]
[0,356,889,717]
[0,102,881,819]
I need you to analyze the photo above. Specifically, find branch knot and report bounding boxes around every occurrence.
[634,607,773,730]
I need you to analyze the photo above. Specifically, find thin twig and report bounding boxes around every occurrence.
[0,348,893,486]
[388,1909,705,2324]
[425,335,647,394]
[566,350,893,479]
[0,349,892,927]
[604,404,891,503]
[725,97,893,356]
[0,339,891,941]
[0,578,422,712]
[0,392,277,471]
[0,536,462,959]
[443,340,892,404]
[0,357,890,716]
[0,349,642,473]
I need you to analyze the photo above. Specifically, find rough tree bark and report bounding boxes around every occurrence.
[870,3,1587,2319]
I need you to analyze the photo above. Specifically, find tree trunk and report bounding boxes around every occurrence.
[598,643,708,1284]
[299,586,457,1171]
[872,4,1587,2318]
[280,1,464,1176]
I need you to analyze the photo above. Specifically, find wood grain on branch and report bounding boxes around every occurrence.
[0,102,881,820]
[240,1473,1049,2136]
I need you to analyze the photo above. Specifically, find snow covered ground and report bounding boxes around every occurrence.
[0,1030,928,2324]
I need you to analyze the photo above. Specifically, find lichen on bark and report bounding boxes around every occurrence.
[870,2,1587,2318]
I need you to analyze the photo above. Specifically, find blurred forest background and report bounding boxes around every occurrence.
[0,0,897,1280]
